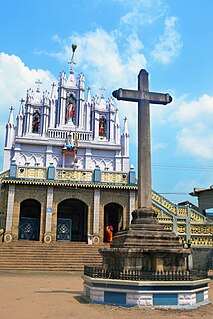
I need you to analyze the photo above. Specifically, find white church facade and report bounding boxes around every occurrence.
[0,55,138,244]
[4,64,130,173]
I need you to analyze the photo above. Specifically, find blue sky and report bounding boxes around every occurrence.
[1,0,213,205]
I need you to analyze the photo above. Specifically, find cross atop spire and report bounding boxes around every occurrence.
[19,98,25,104]
[99,86,106,98]
[9,106,15,112]
[35,79,42,93]
[8,106,15,124]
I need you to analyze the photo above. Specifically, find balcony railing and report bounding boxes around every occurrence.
[47,129,92,141]
[84,266,208,281]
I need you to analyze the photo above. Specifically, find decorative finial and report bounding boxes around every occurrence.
[68,43,77,70]
[19,98,25,114]
[50,82,56,98]
[35,79,42,93]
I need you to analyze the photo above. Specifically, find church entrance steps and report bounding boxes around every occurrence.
[0,242,105,272]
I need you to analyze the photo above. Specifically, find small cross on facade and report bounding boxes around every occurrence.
[35,79,42,93]
[99,86,106,98]
[113,69,172,211]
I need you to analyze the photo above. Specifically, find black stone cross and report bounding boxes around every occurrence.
[112,69,172,211]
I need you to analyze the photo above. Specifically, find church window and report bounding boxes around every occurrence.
[65,93,76,124]
[32,110,40,133]
[99,115,107,137]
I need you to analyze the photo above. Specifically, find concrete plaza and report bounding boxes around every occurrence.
[0,271,212,319]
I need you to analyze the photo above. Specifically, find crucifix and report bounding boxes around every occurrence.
[35,79,42,93]
[112,69,172,211]
[99,86,106,98]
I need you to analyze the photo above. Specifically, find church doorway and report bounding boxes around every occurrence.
[104,203,123,242]
[18,199,41,241]
[56,199,88,242]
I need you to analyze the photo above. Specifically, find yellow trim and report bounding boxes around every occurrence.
[1,178,137,190]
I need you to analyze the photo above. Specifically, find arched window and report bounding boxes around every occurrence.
[32,110,40,133]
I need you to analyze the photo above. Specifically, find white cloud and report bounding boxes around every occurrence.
[172,94,213,123]
[150,92,213,160]
[50,28,147,91]
[151,16,182,64]
[177,127,213,160]
[0,53,56,167]
[152,142,167,151]
[119,0,167,29]
[0,53,56,117]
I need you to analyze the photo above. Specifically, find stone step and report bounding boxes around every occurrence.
[0,267,86,271]
[0,241,105,271]
[0,259,101,265]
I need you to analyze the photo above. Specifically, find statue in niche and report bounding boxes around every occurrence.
[32,110,40,133]
[65,93,76,124]
[99,116,107,137]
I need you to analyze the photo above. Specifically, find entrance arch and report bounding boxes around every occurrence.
[56,199,88,242]
[18,199,41,241]
[104,203,123,242]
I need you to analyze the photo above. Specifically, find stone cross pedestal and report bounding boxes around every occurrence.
[113,69,172,211]
[99,69,190,273]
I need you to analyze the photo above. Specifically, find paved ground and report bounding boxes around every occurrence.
[0,271,212,319]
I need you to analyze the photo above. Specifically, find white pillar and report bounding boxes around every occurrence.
[46,145,53,167]
[93,189,100,234]
[85,148,92,169]
[5,185,15,231]
[45,186,54,233]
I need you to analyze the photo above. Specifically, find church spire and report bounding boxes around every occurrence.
[115,108,120,126]
[8,106,14,125]
[18,98,25,115]
[50,82,56,99]
[16,99,25,137]
[114,108,121,144]
[123,116,129,134]
[121,116,130,159]
[86,87,91,104]
[4,106,15,169]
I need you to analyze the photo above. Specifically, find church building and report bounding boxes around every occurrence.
[0,48,212,263]
[0,50,137,244]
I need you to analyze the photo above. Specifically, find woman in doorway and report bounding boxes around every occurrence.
[105,225,114,243]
